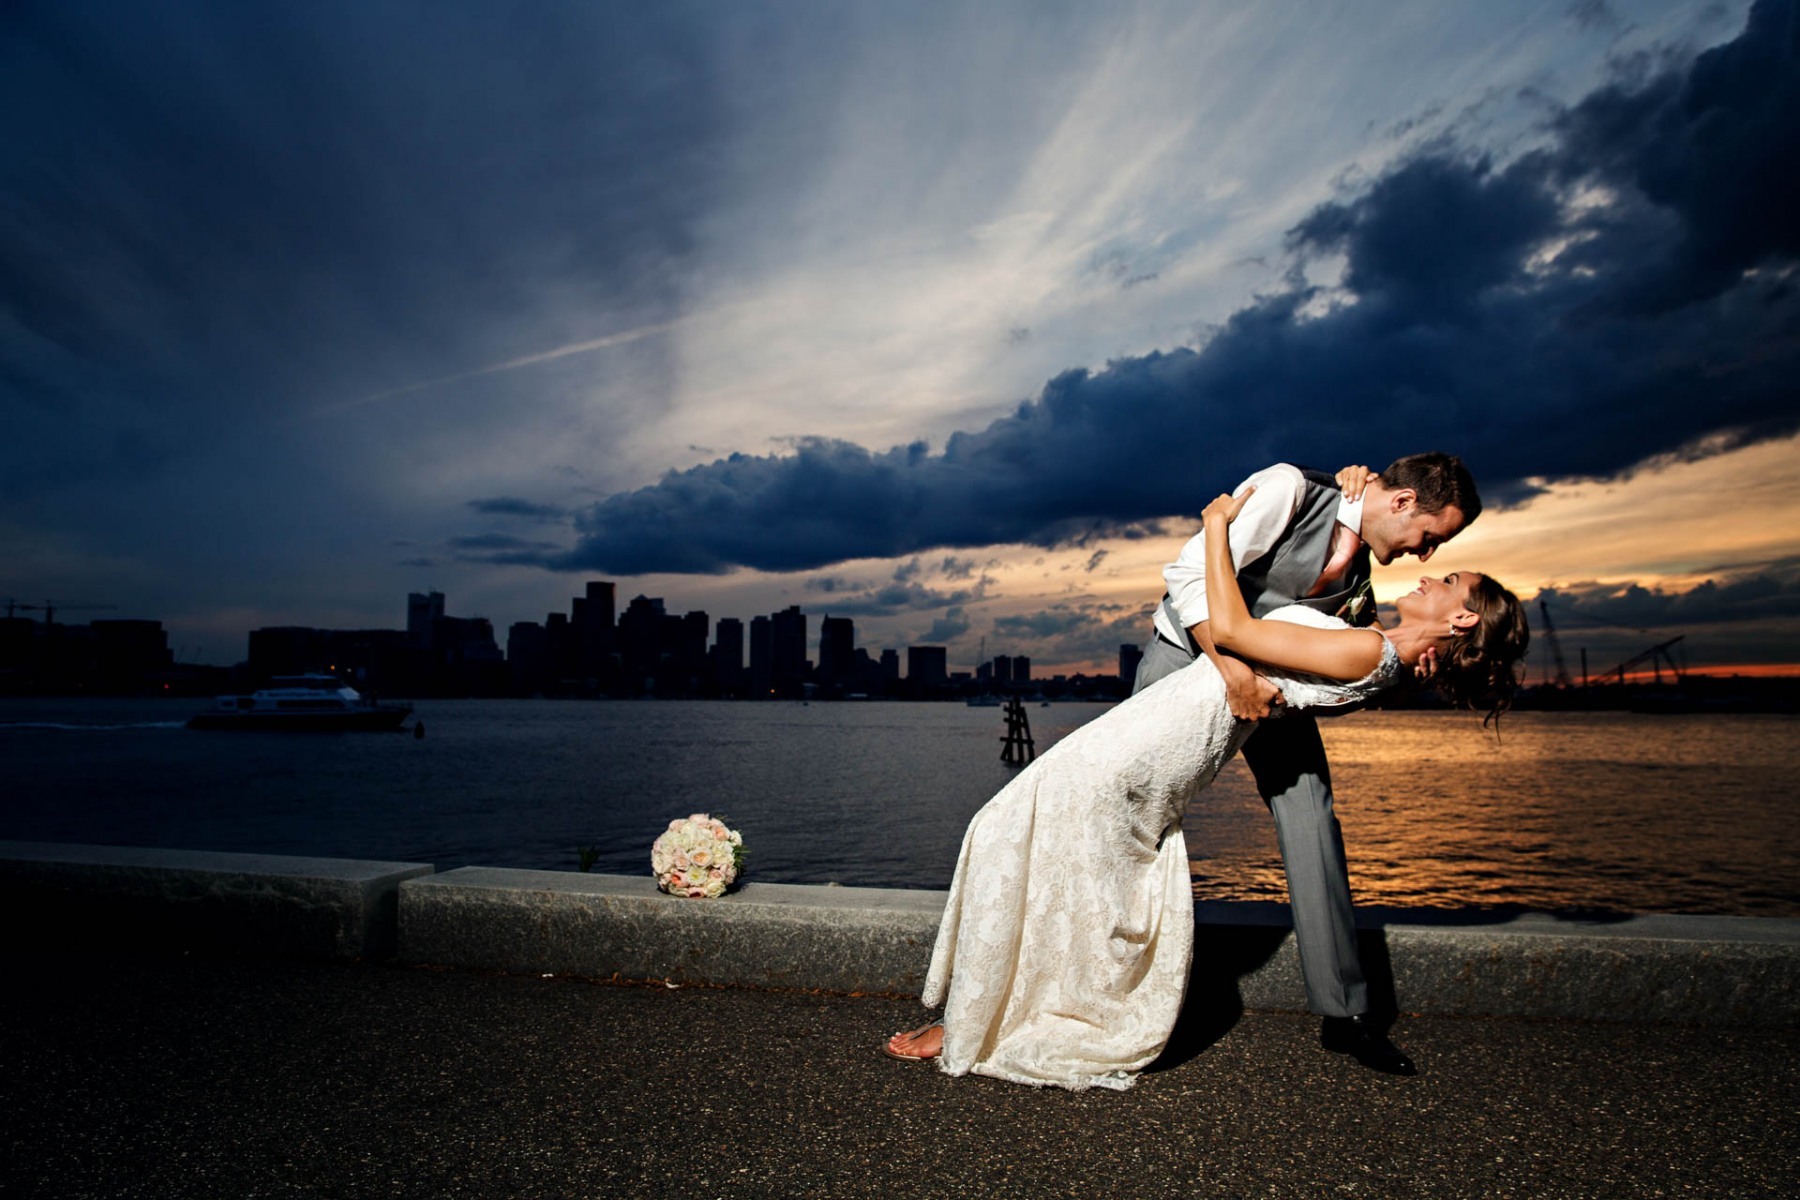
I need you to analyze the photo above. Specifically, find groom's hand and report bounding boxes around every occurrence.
[1218,654,1281,720]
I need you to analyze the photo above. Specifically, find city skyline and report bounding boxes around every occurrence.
[4,2,1796,681]
[344,584,1043,688]
[0,576,1078,701]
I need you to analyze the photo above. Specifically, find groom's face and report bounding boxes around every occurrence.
[1365,494,1467,565]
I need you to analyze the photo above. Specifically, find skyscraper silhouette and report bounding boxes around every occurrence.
[818,615,854,689]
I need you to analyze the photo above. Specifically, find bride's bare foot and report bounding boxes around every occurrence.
[883,1023,943,1062]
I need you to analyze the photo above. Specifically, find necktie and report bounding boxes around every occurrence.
[1308,524,1363,598]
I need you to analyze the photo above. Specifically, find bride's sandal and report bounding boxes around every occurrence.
[882,1023,943,1062]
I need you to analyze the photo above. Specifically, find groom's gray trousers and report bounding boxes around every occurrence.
[1133,634,1369,1019]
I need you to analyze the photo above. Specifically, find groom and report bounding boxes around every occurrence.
[1131,452,1481,1076]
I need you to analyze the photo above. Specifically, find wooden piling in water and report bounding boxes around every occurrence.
[1000,695,1035,764]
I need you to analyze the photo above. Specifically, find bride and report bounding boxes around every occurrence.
[882,487,1529,1091]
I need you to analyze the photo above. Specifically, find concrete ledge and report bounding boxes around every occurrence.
[10,842,1795,1025]
[1194,902,1800,1027]
[399,872,1800,1025]
[399,868,945,993]
[0,841,434,960]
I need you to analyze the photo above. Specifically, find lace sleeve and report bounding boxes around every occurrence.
[1257,605,1403,712]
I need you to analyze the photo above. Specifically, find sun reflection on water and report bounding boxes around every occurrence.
[1186,710,1800,916]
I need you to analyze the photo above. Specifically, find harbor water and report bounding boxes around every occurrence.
[2,698,1796,918]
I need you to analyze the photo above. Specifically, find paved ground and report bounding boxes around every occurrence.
[2,955,1795,1200]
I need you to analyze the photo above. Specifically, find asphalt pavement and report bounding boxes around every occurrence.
[2,954,1794,1199]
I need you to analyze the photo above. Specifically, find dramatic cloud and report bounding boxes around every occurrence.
[940,556,983,581]
[800,561,990,617]
[993,608,1101,639]
[467,498,570,522]
[449,533,565,560]
[922,606,973,644]
[992,603,1152,664]
[541,1,1798,576]
[1541,558,1800,628]
[3,0,1784,671]
[804,575,865,595]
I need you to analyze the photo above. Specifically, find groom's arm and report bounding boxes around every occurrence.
[1162,466,1305,719]
[1161,465,1305,629]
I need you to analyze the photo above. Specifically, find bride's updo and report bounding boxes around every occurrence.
[1434,576,1530,724]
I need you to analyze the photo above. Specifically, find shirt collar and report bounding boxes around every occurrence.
[1336,492,1364,536]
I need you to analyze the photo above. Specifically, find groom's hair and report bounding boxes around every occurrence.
[1380,452,1481,524]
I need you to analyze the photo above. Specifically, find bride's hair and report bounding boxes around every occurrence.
[1434,576,1530,724]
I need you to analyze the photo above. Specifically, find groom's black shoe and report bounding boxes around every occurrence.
[1321,1015,1417,1076]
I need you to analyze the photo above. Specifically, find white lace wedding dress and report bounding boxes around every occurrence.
[922,606,1400,1091]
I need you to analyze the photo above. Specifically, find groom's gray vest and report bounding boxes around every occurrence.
[1237,470,1368,619]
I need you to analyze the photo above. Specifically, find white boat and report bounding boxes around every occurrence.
[187,675,413,731]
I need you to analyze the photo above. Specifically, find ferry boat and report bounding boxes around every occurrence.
[187,675,414,731]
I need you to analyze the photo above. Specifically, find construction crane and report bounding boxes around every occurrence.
[1537,598,1573,689]
[1602,635,1687,687]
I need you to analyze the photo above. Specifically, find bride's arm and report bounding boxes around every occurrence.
[1202,490,1385,683]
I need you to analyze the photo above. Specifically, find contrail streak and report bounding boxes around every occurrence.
[314,317,683,415]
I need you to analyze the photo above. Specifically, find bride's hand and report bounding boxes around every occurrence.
[1202,486,1254,526]
[1335,465,1376,499]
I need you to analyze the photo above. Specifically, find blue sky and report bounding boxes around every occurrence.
[4,0,1797,676]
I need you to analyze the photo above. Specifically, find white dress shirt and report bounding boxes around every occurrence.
[1151,464,1364,646]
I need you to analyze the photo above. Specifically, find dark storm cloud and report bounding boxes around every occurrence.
[1540,558,1800,627]
[1527,559,1800,673]
[805,575,862,595]
[467,497,570,522]
[540,1,1799,577]
[993,603,1152,663]
[993,608,1094,639]
[922,606,972,644]
[804,557,992,616]
[940,555,983,580]
[0,1,727,494]
[449,533,565,563]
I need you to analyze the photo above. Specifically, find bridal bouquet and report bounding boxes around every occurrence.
[651,814,746,898]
